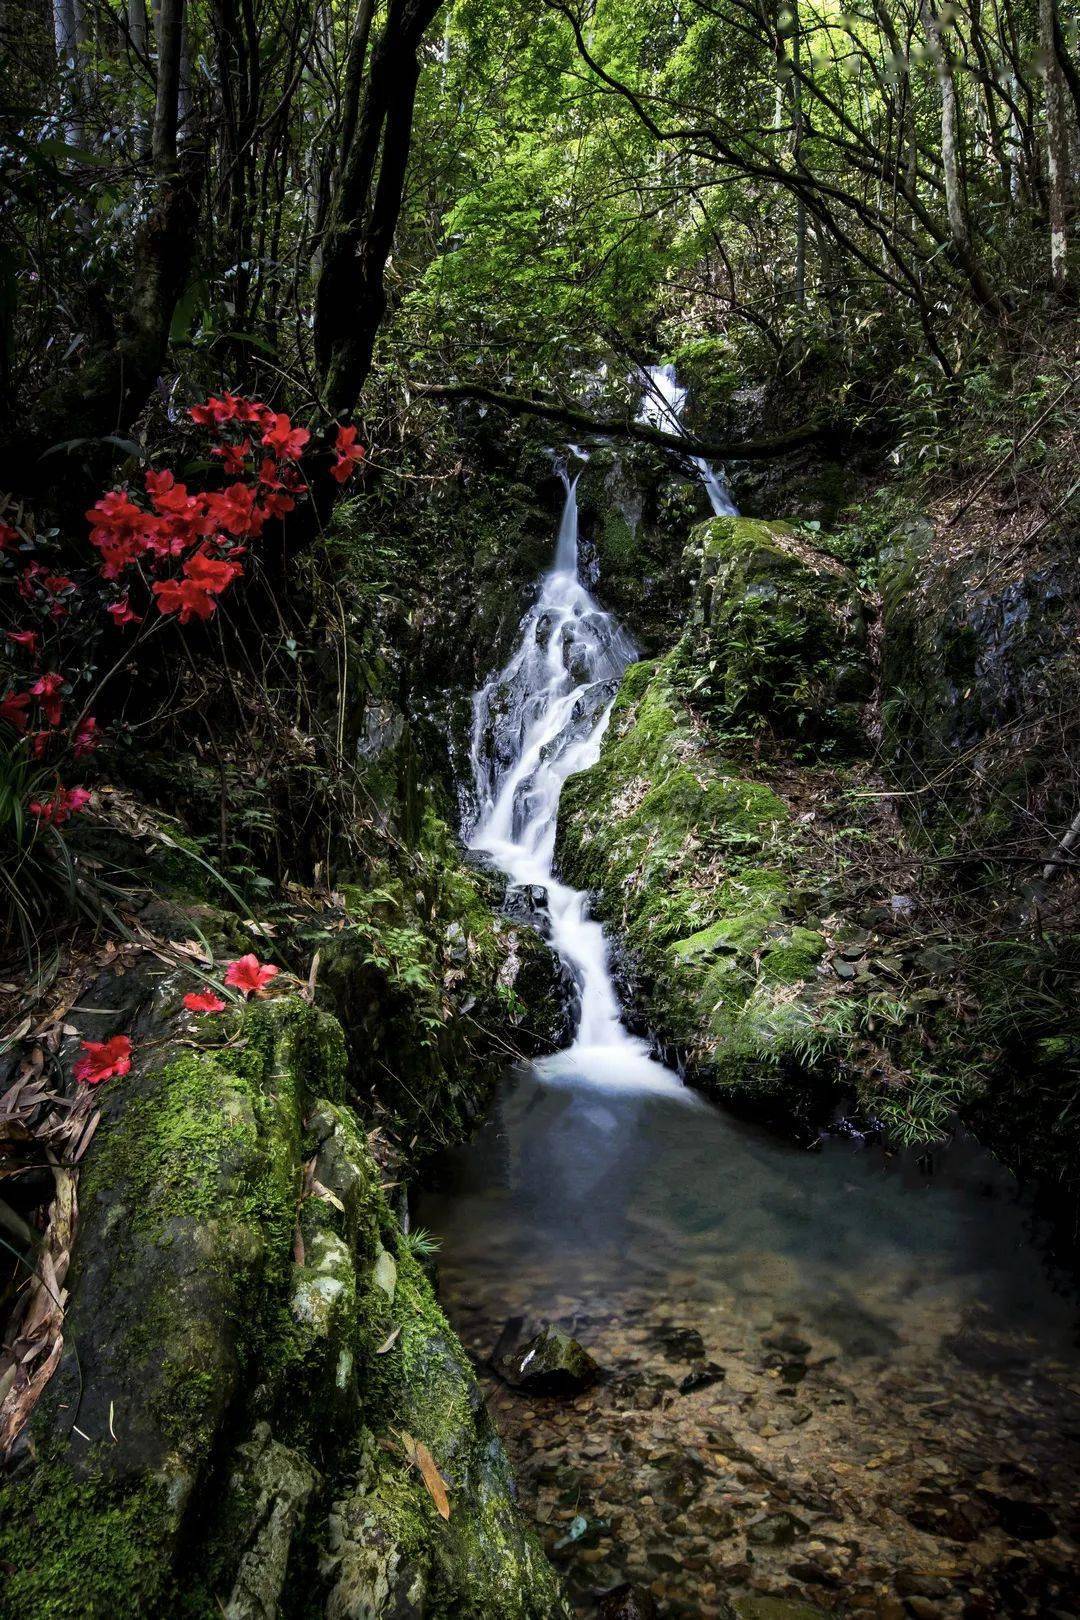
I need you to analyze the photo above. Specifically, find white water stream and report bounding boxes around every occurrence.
[468,382,734,1091]
[467,468,665,1085]
[638,361,739,518]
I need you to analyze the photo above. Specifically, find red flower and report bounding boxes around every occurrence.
[212,438,251,476]
[0,520,19,550]
[87,491,150,578]
[0,691,30,733]
[235,398,273,425]
[261,412,310,461]
[205,482,261,537]
[29,786,92,826]
[152,576,218,623]
[223,954,280,998]
[30,671,64,726]
[16,561,44,599]
[6,630,39,653]
[331,424,365,484]
[107,594,142,626]
[74,716,99,757]
[73,1034,132,1085]
[184,549,243,594]
[183,990,226,1014]
[189,394,244,429]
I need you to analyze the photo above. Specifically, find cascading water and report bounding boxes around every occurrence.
[638,361,739,517]
[467,462,686,1088]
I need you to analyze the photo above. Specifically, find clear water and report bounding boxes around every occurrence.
[420,1063,1078,1365]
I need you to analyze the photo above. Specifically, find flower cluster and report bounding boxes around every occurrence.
[2,394,365,832]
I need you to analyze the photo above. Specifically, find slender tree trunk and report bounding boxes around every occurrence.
[921,0,1006,318]
[0,0,200,502]
[792,0,806,308]
[1040,0,1071,292]
[128,0,150,157]
[314,0,444,419]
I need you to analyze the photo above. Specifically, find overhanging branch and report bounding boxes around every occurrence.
[413,381,836,462]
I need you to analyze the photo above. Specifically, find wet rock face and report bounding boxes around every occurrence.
[879,522,1080,829]
[575,443,712,652]
[493,1318,603,1396]
[677,516,869,754]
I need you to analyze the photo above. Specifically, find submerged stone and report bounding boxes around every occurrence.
[596,1583,659,1620]
[493,1318,602,1396]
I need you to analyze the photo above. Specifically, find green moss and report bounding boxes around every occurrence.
[675,515,868,754]
[556,656,836,1115]
[0,1454,179,1618]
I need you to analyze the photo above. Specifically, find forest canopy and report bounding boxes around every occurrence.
[2,0,1075,489]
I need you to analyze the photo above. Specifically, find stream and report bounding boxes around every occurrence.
[418,438,1080,1616]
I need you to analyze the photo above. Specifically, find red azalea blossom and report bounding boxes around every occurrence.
[73,1033,132,1085]
[29,785,92,826]
[6,630,39,653]
[223,954,280,998]
[29,730,51,759]
[183,990,226,1014]
[74,716,100,757]
[189,394,244,429]
[0,520,18,550]
[108,595,142,626]
[184,549,243,594]
[152,576,218,623]
[212,438,251,476]
[330,424,365,484]
[0,691,30,732]
[261,412,310,461]
[30,671,64,725]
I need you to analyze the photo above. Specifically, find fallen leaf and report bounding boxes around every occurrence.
[376,1325,401,1355]
[414,1440,450,1520]
[311,1179,345,1213]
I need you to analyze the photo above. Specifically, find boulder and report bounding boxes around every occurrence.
[677,516,869,754]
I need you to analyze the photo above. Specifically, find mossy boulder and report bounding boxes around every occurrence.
[319,810,574,1148]
[0,992,569,1619]
[675,516,869,754]
[555,657,835,1119]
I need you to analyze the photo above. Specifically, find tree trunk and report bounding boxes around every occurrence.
[314,0,444,420]
[0,0,200,504]
[920,1,1006,319]
[1041,0,1071,292]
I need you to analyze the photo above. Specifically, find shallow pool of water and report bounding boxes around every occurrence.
[417,1060,1080,1616]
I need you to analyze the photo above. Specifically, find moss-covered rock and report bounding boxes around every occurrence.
[555,656,835,1118]
[0,994,569,1619]
[575,442,712,650]
[318,809,574,1149]
[675,516,869,754]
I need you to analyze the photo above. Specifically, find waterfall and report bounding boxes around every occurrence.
[468,468,680,1087]
[637,362,739,517]
[468,365,734,1090]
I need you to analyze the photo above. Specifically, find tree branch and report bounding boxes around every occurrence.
[413,381,838,461]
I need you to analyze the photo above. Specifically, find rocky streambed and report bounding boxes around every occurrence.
[418,1063,1080,1619]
